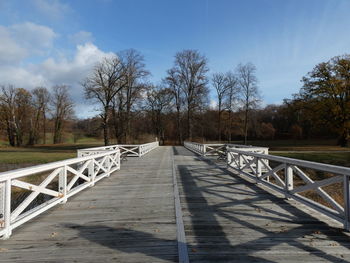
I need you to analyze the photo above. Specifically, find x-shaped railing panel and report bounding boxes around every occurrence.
[227,148,350,231]
[0,149,120,239]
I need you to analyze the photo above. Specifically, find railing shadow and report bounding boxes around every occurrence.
[64,224,178,262]
[173,146,199,157]
[176,146,350,262]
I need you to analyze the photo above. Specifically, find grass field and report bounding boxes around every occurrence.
[0,140,105,173]
[271,151,350,167]
[1,139,350,170]
[1,138,349,212]
[204,139,350,167]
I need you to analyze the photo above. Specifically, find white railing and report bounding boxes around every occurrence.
[139,141,159,156]
[184,141,268,156]
[77,141,159,157]
[0,149,120,239]
[227,148,350,231]
[184,141,207,155]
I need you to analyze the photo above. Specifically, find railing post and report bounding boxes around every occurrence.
[89,159,95,186]
[343,175,350,231]
[138,145,142,157]
[106,154,111,176]
[226,150,230,168]
[203,145,206,156]
[0,182,4,230]
[256,157,261,183]
[59,166,67,204]
[116,151,121,170]
[238,153,242,171]
[285,164,293,199]
[1,179,12,239]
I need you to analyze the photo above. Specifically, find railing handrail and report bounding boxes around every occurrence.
[184,141,268,149]
[0,150,120,181]
[81,141,158,151]
[228,147,350,176]
[226,147,350,230]
[0,148,121,239]
[227,143,268,149]
[184,141,268,156]
[77,141,159,157]
[0,141,160,239]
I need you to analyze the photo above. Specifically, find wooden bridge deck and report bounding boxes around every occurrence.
[0,146,350,262]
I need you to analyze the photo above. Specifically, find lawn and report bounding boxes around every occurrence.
[1,139,350,170]
[0,142,103,172]
[271,152,350,167]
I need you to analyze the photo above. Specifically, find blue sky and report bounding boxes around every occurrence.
[0,0,350,117]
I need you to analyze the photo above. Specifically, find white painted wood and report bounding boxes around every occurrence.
[292,165,344,215]
[344,176,350,231]
[78,141,159,157]
[224,146,350,230]
[0,149,121,239]
[172,152,189,263]
[0,182,4,229]
[290,176,343,194]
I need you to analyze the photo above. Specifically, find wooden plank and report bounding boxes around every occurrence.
[0,146,349,262]
[172,151,189,263]
[0,146,177,263]
[174,146,350,263]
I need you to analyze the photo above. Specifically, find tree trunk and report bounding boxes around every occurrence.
[43,113,46,144]
[53,118,62,144]
[28,118,35,146]
[112,108,120,144]
[218,107,222,142]
[6,120,15,146]
[228,110,232,143]
[244,108,248,145]
[176,108,182,145]
[187,108,192,140]
[103,113,109,146]
[338,128,349,147]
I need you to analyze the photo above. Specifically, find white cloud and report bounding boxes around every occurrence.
[0,22,57,64]
[10,22,57,53]
[69,31,94,45]
[37,43,114,87]
[0,42,114,117]
[0,42,113,89]
[0,26,27,64]
[0,66,47,87]
[32,0,71,20]
[0,20,114,118]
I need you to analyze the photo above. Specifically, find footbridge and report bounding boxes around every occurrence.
[0,142,349,262]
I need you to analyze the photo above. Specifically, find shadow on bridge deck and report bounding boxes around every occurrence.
[174,146,350,262]
[0,146,349,263]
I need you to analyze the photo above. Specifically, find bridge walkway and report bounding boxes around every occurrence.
[0,146,349,262]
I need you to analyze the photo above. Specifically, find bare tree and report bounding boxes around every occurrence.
[12,88,32,146]
[212,72,232,141]
[83,56,125,145]
[0,85,17,146]
[225,72,239,142]
[146,85,172,144]
[236,63,260,144]
[111,91,126,143]
[117,49,149,142]
[51,85,74,144]
[29,87,50,145]
[172,50,209,140]
[164,68,183,144]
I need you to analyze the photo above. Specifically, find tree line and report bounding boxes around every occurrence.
[82,49,261,146]
[1,50,349,147]
[0,85,73,146]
